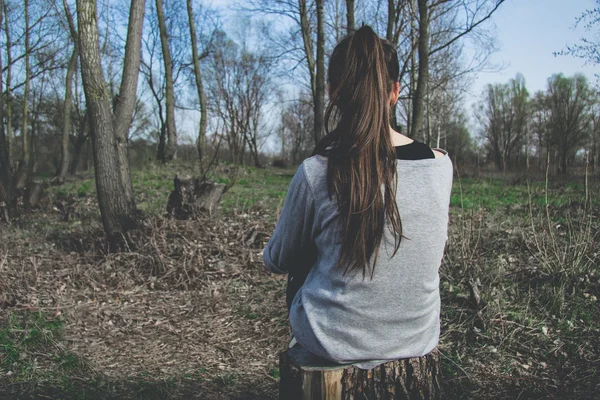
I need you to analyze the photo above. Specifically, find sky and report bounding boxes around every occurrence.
[210,0,598,96]
[468,0,597,99]
[191,0,598,146]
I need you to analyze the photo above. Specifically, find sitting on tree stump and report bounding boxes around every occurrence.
[263,26,453,400]
[279,345,441,400]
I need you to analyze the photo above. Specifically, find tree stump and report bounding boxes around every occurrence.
[24,181,47,209]
[166,176,226,219]
[279,345,441,400]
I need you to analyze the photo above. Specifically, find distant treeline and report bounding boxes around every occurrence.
[476,73,599,175]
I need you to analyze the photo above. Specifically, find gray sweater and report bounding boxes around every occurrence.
[264,152,453,369]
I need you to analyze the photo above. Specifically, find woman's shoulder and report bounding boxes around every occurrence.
[431,148,446,159]
[295,155,329,196]
[300,154,328,177]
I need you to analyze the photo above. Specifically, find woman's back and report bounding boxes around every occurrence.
[280,152,452,367]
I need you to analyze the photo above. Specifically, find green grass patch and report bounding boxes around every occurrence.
[238,305,261,321]
[219,168,294,215]
[451,177,598,210]
[0,311,66,376]
[0,310,91,388]
[268,367,280,379]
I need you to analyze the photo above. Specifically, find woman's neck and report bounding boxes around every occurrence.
[390,126,413,147]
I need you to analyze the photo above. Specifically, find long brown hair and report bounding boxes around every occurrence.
[313,25,402,278]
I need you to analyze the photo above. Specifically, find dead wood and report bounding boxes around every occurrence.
[280,346,441,400]
[166,176,226,219]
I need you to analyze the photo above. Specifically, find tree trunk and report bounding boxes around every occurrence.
[69,112,89,174]
[77,0,144,248]
[146,69,166,162]
[314,0,325,145]
[410,0,429,139]
[155,0,177,162]
[425,85,431,144]
[70,131,86,174]
[186,0,208,174]
[0,0,5,167]
[561,149,568,174]
[406,0,417,137]
[30,80,43,175]
[58,0,81,181]
[57,47,79,184]
[3,0,12,164]
[0,160,16,222]
[157,123,167,161]
[298,0,317,146]
[386,0,395,41]
[24,180,46,210]
[279,346,441,400]
[16,0,31,189]
[345,0,354,33]
[0,0,15,222]
[114,0,145,207]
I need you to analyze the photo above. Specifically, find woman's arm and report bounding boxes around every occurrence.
[263,163,317,275]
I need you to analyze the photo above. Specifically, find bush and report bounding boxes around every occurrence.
[271,158,287,168]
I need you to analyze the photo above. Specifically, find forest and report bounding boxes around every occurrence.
[0,0,599,398]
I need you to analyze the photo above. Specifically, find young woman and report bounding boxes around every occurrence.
[263,26,453,368]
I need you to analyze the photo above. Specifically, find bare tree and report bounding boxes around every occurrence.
[245,0,325,145]
[3,0,13,164]
[0,0,16,222]
[69,112,89,174]
[185,0,211,173]
[208,30,274,166]
[56,0,79,183]
[530,91,550,169]
[326,0,348,42]
[477,74,529,172]
[411,0,429,138]
[68,62,91,175]
[590,95,600,172]
[140,12,165,150]
[155,0,177,162]
[314,0,325,144]
[410,0,505,138]
[0,0,66,186]
[77,0,145,247]
[208,32,243,164]
[546,73,592,174]
[346,0,354,32]
[15,0,31,188]
[281,93,314,164]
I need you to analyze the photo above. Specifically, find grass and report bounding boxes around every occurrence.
[450,176,598,210]
[46,162,294,218]
[0,310,80,380]
[439,192,599,398]
[45,161,597,219]
[220,167,292,215]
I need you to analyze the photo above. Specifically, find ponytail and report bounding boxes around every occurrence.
[315,25,402,278]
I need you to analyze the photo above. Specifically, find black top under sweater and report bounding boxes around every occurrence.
[395,140,435,160]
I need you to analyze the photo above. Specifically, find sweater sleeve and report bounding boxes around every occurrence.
[263,163,316,274]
